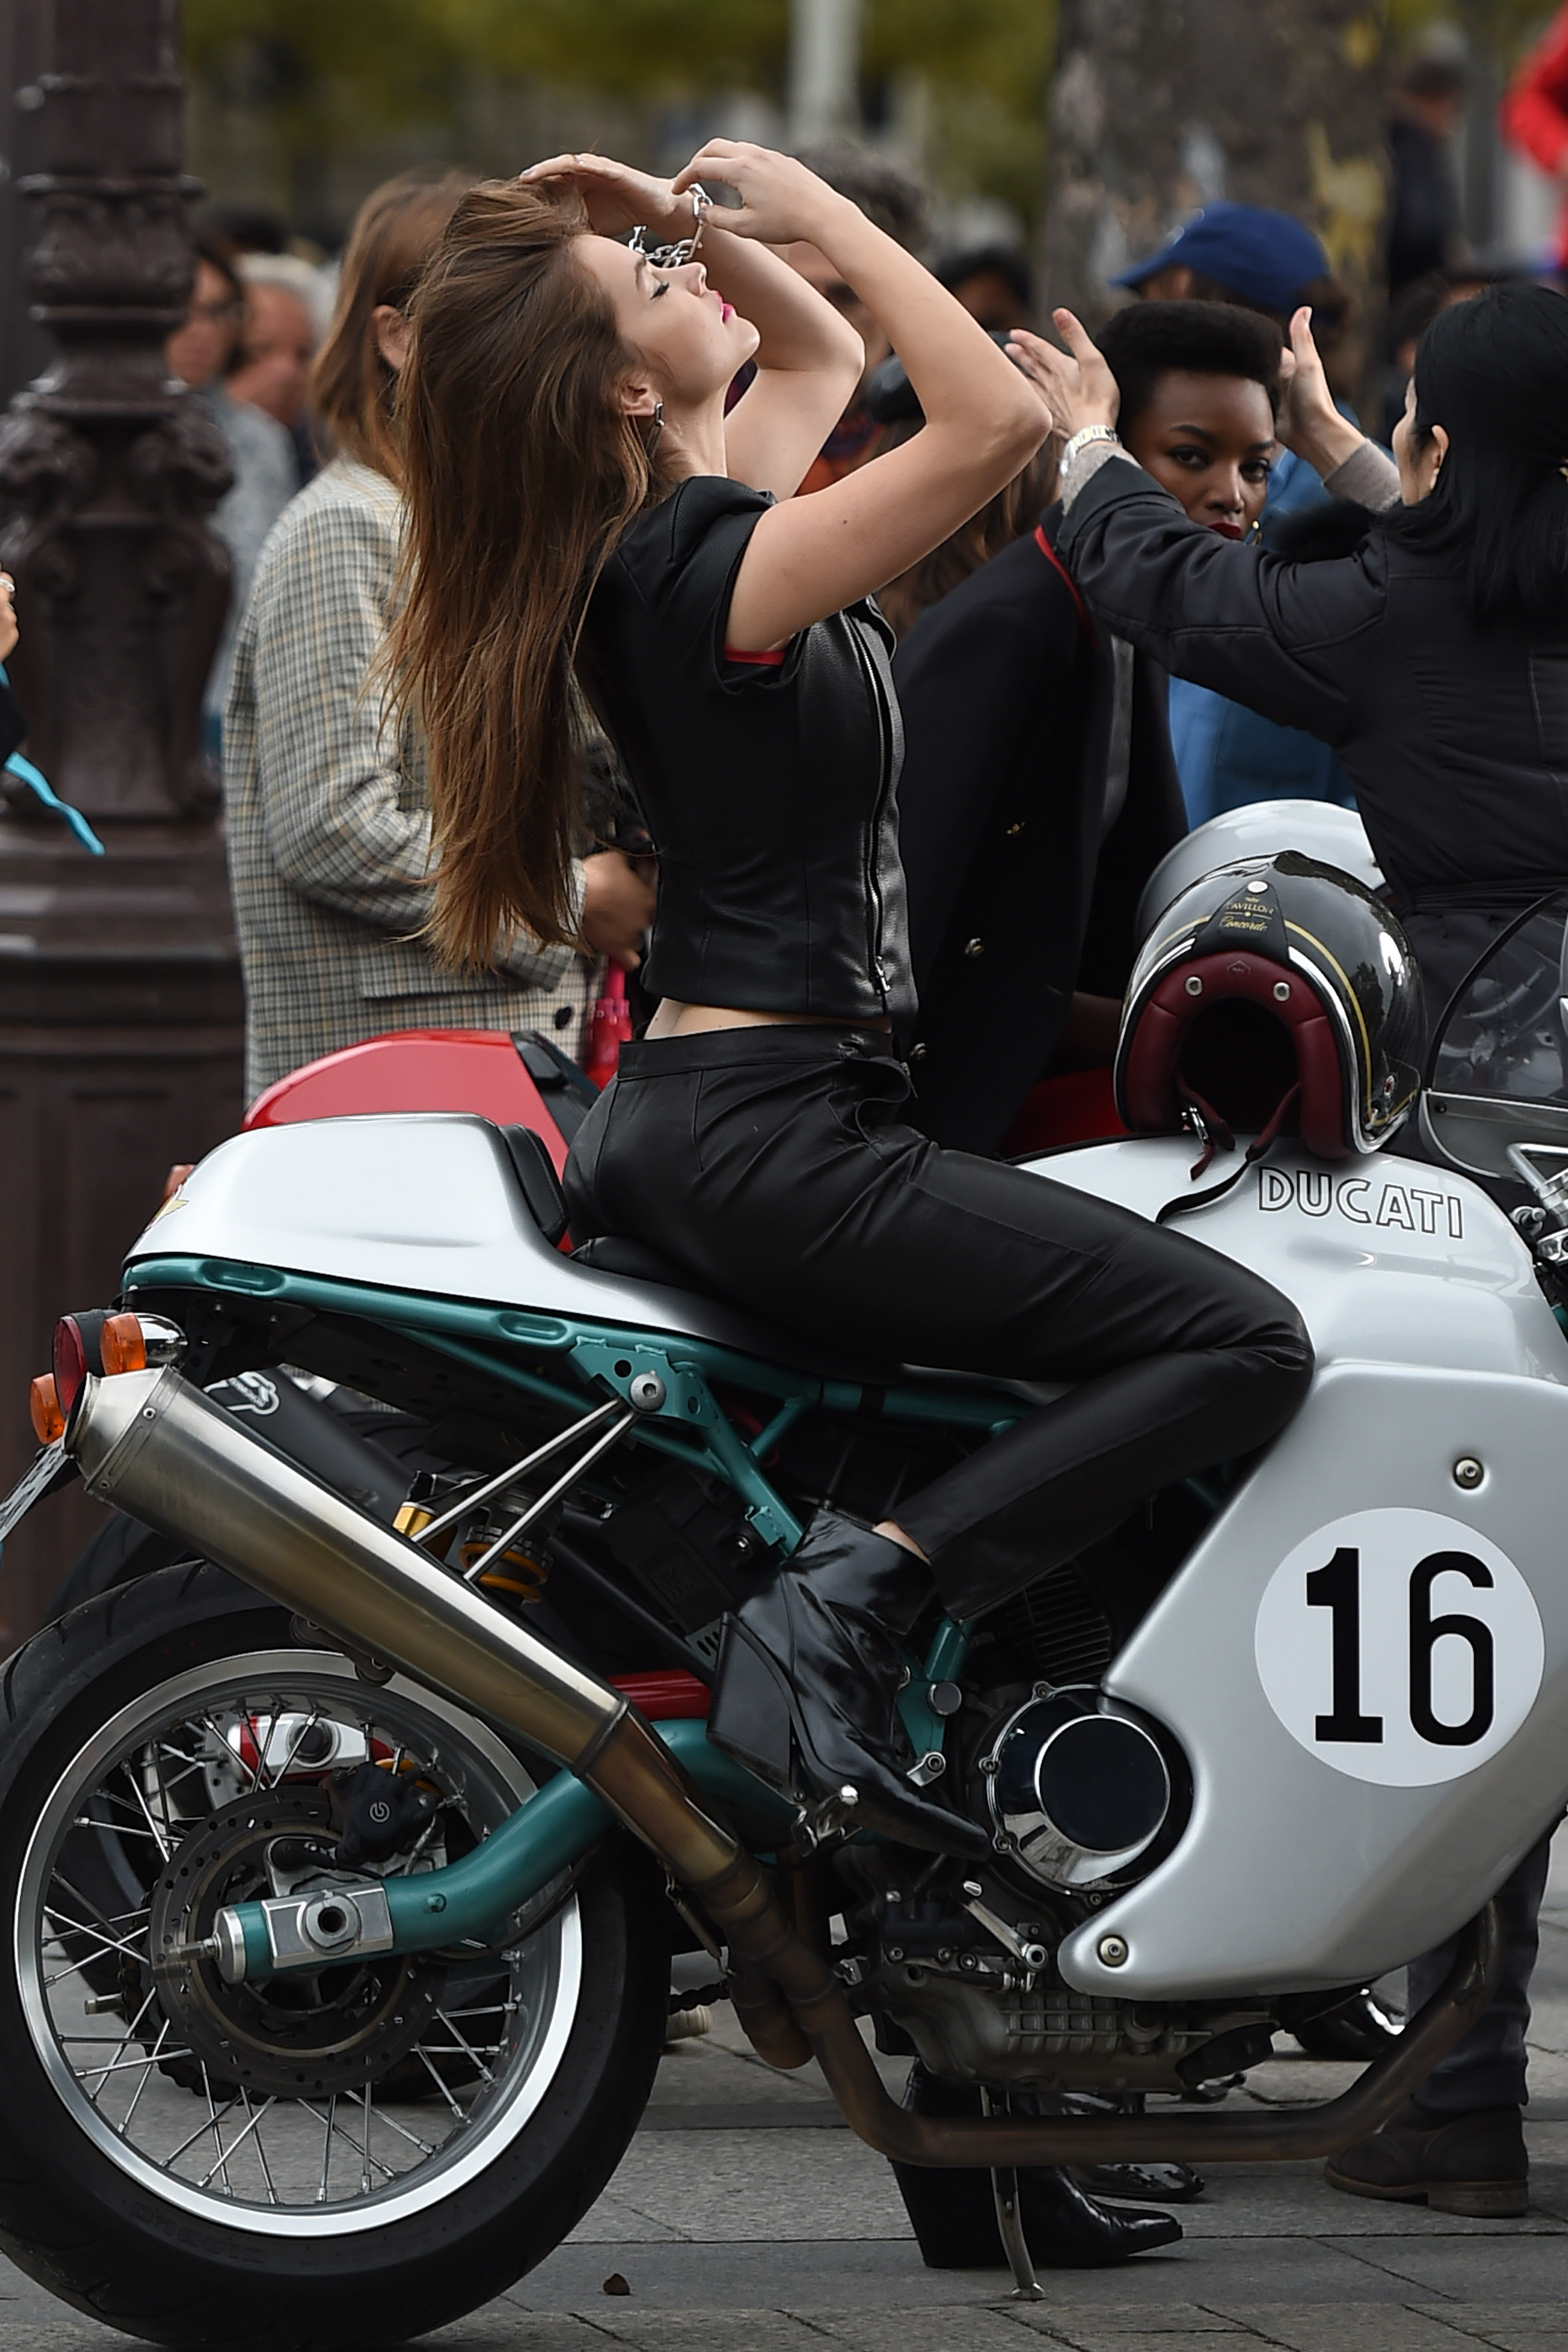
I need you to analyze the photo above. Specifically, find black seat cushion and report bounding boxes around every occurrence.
[570,1233,699,1289]
[501,1125,570,1247]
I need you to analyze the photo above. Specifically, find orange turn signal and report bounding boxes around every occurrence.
[29,1375,65,1444]
[100,1314,148,1377]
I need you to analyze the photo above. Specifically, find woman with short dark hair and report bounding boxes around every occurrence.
[897,301,1283,1155]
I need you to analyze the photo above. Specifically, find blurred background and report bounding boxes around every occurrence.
[5,0,1568,411]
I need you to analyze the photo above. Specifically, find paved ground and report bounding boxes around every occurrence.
[9,1855,1568,2349]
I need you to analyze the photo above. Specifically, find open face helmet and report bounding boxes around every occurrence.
[1116,852,1424,1163]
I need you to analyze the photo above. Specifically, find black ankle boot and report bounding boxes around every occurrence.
[892,2068,1183,2269]
[707,1508,985,1856]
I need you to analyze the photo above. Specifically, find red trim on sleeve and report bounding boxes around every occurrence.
[1034,525,1096,644]
[723,645,787,667]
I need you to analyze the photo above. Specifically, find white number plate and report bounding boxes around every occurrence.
[1254,1508,1545,1786]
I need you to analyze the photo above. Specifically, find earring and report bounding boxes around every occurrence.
[643,400,665,458]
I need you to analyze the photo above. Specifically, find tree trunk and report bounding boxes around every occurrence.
[1044,0,1388,379]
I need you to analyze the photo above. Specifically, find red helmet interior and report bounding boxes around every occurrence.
[1121,951,1351,1160]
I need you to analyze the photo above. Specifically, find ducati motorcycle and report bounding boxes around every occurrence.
[1,868,1566,2345]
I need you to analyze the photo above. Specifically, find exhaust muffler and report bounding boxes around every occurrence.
[68,1366,746,1897]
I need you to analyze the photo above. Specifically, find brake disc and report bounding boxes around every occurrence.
[148,1790,447,2098]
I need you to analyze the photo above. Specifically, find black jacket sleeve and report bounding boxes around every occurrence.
[1058,457,1387,750]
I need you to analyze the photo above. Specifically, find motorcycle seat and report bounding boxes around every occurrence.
[571,1233,699,1287]
[497,1123,900,1381]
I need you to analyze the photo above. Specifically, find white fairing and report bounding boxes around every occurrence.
[1033,1137,1568,1999]
[127,1113,1568,2001]
[1137,801,1381,939]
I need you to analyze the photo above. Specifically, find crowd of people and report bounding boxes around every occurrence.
[6,24,1568,2284]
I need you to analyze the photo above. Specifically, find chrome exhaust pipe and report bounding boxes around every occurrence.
[68,1367,745,1894]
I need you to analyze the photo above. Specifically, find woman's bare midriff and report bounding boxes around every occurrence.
[645,1001,893,1039]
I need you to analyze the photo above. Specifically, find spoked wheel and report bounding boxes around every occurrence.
[0,1567,667,2348]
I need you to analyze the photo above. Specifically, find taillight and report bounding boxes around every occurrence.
[29,1376,64,1444]
[100,1313,148,1376]
[52,1318,88,1419]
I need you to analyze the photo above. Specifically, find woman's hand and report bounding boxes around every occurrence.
[1006,311,1120,441]
[0,574,17,666]
[1277,305,1366,478]
[670,140,844,247]
[518,154,689,243]
[580,848,657,972]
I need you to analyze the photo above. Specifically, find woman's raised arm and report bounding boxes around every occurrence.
[669,142,1048,651]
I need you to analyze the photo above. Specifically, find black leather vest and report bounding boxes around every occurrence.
[581,476,914,1030]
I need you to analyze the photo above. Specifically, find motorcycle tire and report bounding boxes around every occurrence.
[0,1563,668,2349]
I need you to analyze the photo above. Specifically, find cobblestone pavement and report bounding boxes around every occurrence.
[7,1859,1568,2349]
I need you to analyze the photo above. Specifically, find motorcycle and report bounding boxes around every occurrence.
[0,861,1563,2345]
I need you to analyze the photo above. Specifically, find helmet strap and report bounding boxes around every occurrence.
[1177,1079,1233,1180]
[1156,1084,1302,1226]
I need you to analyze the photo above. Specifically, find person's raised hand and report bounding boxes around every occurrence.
[580,848,657,972]
[670,140,840,246]
[1276,305,1365,478]
[518,154,687,243]
[1005,311,1120,441]
[0,574,17,666]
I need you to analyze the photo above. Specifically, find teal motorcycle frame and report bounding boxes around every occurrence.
[46,1241,1498,2175]
[119,1247,1000,1960]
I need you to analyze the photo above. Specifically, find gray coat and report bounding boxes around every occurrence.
[224,457,597,1101]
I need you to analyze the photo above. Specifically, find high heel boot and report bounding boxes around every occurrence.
[893,2067,1184,2269]
[707,1507,986,1856]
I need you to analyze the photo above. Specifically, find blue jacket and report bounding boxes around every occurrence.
[1167,448,1358,824]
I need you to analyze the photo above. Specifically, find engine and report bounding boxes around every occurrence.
[824,1526,1283,2096]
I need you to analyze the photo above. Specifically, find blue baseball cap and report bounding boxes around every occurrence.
[1113,203,1330,315]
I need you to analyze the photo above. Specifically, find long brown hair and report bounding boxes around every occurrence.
[389,181,654,968]
[312,169,474,479]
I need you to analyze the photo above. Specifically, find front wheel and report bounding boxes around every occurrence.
[0,1565,667,2348]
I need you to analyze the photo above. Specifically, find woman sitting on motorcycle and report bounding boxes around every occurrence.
[388,141,1313,1858]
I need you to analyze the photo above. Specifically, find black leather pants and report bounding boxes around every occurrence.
[564,1028,1314,1618]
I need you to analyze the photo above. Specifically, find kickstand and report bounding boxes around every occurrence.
[981,2088,1044,2300]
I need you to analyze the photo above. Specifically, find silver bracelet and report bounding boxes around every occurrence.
[629,184,712,271]
[1061,424,1121,467]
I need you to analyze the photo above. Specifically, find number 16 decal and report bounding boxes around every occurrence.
[1257,1510,1542,1786]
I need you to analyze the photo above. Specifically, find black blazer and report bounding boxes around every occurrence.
[1059,457,1568,1022]
[894,513,1185,1153]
